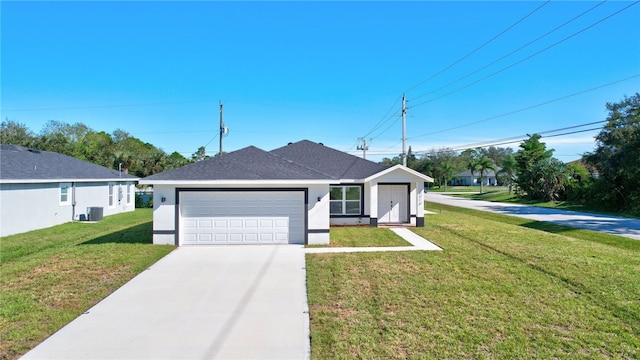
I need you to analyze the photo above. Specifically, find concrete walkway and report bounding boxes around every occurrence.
[305,227,442,254]
[427,192,640,240]
[22,246,310,360]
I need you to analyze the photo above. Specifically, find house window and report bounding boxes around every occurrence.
[330,186,361,215]
[108,183,115,207]
[60,183,71,205]
[126,184,132,204]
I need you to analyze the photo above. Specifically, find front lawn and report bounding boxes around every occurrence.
[313,227,410,247]
[306,203,640,359]
[0,209,174,360]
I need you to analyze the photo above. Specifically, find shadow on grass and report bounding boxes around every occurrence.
[440,225,640,335]
[79,222,153,245]
[433,203,640,251]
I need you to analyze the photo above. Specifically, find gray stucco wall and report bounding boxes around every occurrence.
[0,181,135,237]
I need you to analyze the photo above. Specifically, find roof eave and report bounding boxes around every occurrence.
[363,164,434,183]
[1,178,139,184]
[138,179,334,185]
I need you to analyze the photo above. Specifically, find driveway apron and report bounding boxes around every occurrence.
[427,192,640,240]
[22,245,310,360]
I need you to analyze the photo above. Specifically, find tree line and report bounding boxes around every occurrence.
[0,120,203,178]
[382,93,640,215]
[2,94,637,214]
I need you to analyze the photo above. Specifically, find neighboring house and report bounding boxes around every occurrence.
[139,140,433,246]
[452,168,501,186]
[0,144,138,237]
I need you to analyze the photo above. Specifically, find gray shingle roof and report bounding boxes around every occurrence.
[0,144,137,181]
[142,145,332,181]
[141,140,391,182]
[270,140,389,179]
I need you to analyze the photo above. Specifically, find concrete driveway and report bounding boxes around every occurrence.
[427,192,640,240]
[22,245,310,360]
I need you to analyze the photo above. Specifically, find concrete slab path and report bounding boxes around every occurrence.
[22,245,310,360]
[427,192,640,240]
[305,227,441,254]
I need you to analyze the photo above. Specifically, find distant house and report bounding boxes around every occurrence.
[452,168,501,186]
[140,140,434,246]
[0,144,138,237]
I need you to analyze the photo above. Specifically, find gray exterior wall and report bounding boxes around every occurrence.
[0,181,135,237]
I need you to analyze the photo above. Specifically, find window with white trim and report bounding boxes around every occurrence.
[60,183,71,205]
[330,186,361,215]
[126,184,132,204]
[108,183,115,207]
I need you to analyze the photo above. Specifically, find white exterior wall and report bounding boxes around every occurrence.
[75,182,135,219]
[152,185,177,245]
[151,183,330,245]
[307,184,329,245]
[366,168,426,226]
[0,181,135,237]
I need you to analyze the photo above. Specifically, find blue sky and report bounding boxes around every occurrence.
[2,1,639,163]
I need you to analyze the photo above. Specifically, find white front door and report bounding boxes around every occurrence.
[378,185,408,223]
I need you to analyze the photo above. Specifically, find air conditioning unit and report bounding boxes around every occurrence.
[87,207,104,222]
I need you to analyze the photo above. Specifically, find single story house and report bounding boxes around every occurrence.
[452,168,501,186]
[140,140,433,246]
[0,144,138,237]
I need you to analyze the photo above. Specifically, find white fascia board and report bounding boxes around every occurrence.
[363,164,434,183]
[138,179,334,186]
[1,178,139,184]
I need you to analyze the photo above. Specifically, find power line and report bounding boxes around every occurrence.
[449,127,601,151]
[409,1,607,102]
[448,120,606,150]
[3,99,214,112]
[358,95,403,140]
[408,1,640,109]
[407,74,640,139]
[404,1,551,94]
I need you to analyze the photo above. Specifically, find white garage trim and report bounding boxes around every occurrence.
[176,188,308,245]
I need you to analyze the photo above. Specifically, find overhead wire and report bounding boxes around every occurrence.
[3,99,214,112]
[408,1,640,109]
[404,1,551,94]
[407,74,639,139]
[358,95,403,140]
[449,127,602,151]
[447,120,607,150]
[409,0,608,102]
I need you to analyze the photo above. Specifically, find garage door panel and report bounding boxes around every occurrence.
[180,191,304,245]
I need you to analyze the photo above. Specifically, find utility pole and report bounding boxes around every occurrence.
[401,93,407,167]
[357,138,370,159]
[218,102,230,156]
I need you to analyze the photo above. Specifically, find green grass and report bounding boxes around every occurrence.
[0,209,174,360]
[306,202,640,359]
[452,188,639,218]
[325,227,411,247]
[428,185,493,193]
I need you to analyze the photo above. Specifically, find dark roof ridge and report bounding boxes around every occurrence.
[270,140,389,180]
[267,149,337,179]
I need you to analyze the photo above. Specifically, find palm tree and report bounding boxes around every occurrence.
[477,156,497,194]
[497,154,517,194]
[439,161,455,192]
[466,158,480,188]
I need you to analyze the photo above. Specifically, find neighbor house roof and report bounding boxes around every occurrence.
[270,140,389,180]
[141,145,332,182]
[0,144,138,183]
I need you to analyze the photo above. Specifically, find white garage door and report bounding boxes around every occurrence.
[180,191,305,245]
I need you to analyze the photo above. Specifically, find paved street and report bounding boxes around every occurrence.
[427,192,640,240]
